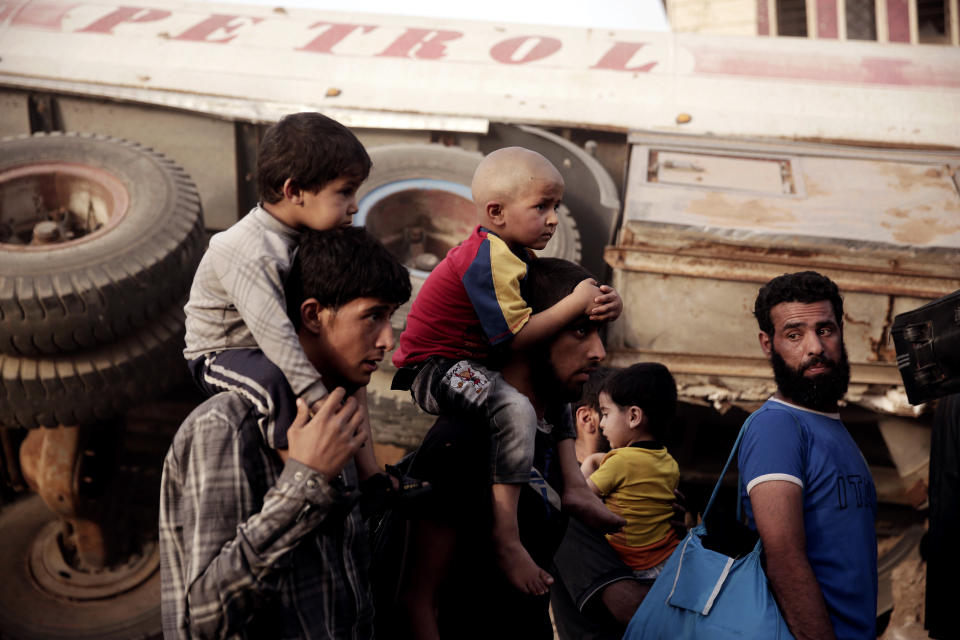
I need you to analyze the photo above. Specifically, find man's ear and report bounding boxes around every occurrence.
[628,406,644,429]
[758,330,773,358]
[283,178,304,206]
[575,406,597,434]
[300,298,329,334]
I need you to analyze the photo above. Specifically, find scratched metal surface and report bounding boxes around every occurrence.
[1,1,959,144]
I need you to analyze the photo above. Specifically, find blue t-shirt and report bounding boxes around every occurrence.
[738,398,877,640]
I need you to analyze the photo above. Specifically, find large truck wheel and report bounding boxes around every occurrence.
[0,494,160,640]
[0,308,188,429]
[0,133,204,356]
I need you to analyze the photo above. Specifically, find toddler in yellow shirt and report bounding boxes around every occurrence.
[581,362,680,578]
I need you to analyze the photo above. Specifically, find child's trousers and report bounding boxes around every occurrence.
[405,357,574,484]
[188,349,296,449]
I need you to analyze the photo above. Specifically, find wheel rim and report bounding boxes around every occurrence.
[356,178,475,280]
[0,162,129,250]
[29,520,159,601]
[0,496,161,640]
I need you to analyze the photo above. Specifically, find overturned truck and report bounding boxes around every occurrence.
[1,1,959,637]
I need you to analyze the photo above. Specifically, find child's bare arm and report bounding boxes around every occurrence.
[511,278,600,350]
[589,284,623,322]
[580,452,606,478]
[585,477,603,497]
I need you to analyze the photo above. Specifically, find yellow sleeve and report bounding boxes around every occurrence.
[589,450,626,498]
[486,235,532,336]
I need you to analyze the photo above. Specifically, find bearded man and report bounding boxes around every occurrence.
[739,271,877,640]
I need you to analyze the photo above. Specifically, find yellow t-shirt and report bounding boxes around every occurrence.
[590,444,679,552]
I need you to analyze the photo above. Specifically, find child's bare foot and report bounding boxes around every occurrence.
[563,485,625,533]
[491,483,552,594]
[495,538,554,596]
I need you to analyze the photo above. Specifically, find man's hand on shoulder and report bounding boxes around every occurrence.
[589,284,622,322]
[287,389,367,479]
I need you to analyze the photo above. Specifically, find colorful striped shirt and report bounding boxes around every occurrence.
[394,226,532,367]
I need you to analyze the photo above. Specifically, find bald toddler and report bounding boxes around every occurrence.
[393,147,625,595]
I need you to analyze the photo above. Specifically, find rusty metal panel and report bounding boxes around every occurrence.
[608,272,758,356]
[605,243,960,298]
[648,149,796,195]
[624,139,960,251]
[608,270,905,368]
[612,224,960,280]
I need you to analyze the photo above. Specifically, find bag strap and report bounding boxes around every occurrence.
[702,412,757,521]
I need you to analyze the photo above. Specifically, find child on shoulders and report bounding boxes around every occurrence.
[581,362,681,579]
[393,146,625,595]
[183,112,368,450]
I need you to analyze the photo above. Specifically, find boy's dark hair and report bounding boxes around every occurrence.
[285,227,411,328]
[602,363,677,441]
[575,366,616,412]
[526,257,593,313]
[754,271,844,337]
[258,112,372,204]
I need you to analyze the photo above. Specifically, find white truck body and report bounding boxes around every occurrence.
[1,0,956,145]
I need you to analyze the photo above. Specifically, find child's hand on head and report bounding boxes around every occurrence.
[589,285,622,322]
[573,278,603,315]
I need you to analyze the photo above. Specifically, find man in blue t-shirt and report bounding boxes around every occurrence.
[739,271,877,640]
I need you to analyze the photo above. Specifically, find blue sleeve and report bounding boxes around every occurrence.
[738,408,805,493]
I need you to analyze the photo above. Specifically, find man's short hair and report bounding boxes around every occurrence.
[257,112,372,204]
[575,366,616,412]
[602,362,677,441]
[285,227,411,328]
[754,271,844,336]
[526,257,593,313]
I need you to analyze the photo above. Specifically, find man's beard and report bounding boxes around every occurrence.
[533,349,583,406]
[770,344,851,412]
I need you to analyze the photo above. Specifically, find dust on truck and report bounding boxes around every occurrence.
[0,1,959,637]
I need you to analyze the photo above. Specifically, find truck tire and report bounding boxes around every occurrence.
[0,308,188,429]
[0,494,160,640]
[0,132,205,356]
[358,144,581,449]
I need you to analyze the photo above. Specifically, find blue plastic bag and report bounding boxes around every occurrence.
[623,416,795,640]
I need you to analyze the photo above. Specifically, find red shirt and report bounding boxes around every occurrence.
[393,226,532,367]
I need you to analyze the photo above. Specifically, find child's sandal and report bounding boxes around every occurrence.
[359,466,431,517]
[384,464,431,503]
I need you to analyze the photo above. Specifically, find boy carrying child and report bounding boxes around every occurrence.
[581,363,681,579]
[392,146,625,595]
